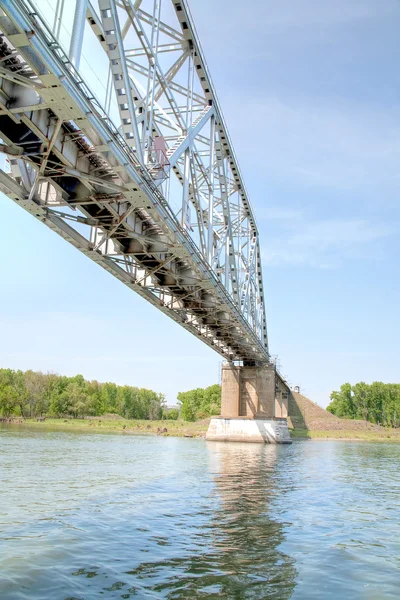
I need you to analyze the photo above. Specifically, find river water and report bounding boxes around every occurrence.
[0,427,399,599]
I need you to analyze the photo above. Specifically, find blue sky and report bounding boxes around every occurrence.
[1,0,399,405]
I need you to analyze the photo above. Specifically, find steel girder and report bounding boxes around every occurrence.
[0,0,269,364]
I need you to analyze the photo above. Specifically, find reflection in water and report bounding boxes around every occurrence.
[1,427,400,599]
[127,443,296,598]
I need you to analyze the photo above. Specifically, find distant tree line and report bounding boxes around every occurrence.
[0,368,222,422]
[177,384,221,421]
[327,382,400,427]
[0,368,166,420]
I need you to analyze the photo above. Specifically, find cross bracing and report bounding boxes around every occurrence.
[0,0,269,364]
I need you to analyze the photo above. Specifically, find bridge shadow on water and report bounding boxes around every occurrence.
[125,443,298,599]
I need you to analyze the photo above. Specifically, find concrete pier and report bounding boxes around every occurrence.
[206,363,292,444]
[206,417,292,443]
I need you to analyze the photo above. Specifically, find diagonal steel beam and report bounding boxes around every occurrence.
[99,0,144,164]
[166,106,214,170]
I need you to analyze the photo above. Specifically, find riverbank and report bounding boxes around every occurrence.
[1,416,210,438]
[3,416,400,442]
[289,427,400,442]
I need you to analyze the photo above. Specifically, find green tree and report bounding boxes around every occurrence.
[48,375,69,416]
[0,384,19,417]
[66,381,88,418]
[165,408,179,420]
[177,384,221,421]
[179,397,196,421]
[327,383,354,418]
[0,367,165,421]
[352,382,371,422]
[327,381,400,427]
[24,370,49,417]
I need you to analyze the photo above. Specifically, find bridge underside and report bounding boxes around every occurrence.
[0,0,270,366]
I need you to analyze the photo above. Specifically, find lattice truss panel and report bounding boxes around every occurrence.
[0,0,269,363]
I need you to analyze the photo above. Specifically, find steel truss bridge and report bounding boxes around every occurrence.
[0,0,270,365]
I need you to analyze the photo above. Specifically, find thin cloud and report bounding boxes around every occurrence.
[256,0,397,29]
[231,96,400,190]
[193,0,399,58]
[196,0,397,33]
[262,214,395,268]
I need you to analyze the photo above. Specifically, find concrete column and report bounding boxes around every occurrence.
[221,363,240,417]
[281,393,289,418]
[255,366,276,417]
[275,390,283,418]
[220,363,276,419]
[240,367,258,416]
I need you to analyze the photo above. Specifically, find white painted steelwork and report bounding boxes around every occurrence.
[0,0,269,364]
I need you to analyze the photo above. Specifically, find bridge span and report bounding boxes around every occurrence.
[0,0,291,441]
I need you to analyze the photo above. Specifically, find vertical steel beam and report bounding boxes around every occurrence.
[100,0,144,164]
[207,114,215,263]
[182,147,190,228]
[185,50,194,128]
[53,0,66,39]
[143,0,161,162]
[69,0,87,70]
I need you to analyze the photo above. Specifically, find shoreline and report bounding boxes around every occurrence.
[0,417,209,438]
[290,428,400,442]
[2,418,400,442]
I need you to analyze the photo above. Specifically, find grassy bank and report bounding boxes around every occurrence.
[5,410,400,443]
[289,428,400,442]
[4,416,210,438]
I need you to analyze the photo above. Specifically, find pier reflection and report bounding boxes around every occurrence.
[128,442,297,599]
[204,442,297,599]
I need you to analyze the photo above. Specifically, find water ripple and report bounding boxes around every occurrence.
[1,427,400,598]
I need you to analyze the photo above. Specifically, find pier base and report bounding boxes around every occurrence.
[206,362,292,444]
[206,417,292,443]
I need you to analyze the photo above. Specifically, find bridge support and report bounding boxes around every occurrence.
[206,363,292,443]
